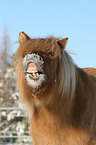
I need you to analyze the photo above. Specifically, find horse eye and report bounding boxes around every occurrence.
[23,54,25,58]
[49,52,54,56]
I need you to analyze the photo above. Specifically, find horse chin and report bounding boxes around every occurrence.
[25,73,46,89]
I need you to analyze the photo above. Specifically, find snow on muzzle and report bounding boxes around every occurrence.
[23,53,44,79]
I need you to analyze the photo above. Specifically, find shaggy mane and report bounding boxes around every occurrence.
[58,51,76,97]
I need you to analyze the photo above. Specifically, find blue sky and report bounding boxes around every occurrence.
[0,0,96,68]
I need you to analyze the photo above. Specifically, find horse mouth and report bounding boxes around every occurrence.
[26,62,43,80]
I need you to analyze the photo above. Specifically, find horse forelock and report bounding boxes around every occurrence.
[15,36,61,60]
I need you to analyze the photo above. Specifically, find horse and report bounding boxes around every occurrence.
[14,32,96,145]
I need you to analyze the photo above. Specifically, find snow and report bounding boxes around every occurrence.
[0,65,32,144]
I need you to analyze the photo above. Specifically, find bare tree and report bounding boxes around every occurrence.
[0,26,11,76]
[0,26,12,106]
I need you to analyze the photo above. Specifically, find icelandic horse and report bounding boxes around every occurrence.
[15,32,96,145]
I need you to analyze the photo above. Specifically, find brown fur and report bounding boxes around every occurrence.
[83,68,96,78]
[15,32,96,145]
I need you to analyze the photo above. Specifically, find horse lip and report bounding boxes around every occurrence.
[26,62,38,74]
[23,61,44,78]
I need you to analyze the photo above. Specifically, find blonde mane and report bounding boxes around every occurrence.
[58,50,76,98]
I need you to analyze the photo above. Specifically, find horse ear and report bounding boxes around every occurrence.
[19,32,30,44]
[57,38,68,53]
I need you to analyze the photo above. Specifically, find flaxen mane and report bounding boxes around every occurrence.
[15,32,96,145]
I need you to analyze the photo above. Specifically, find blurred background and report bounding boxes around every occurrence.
[0,0,96,144]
